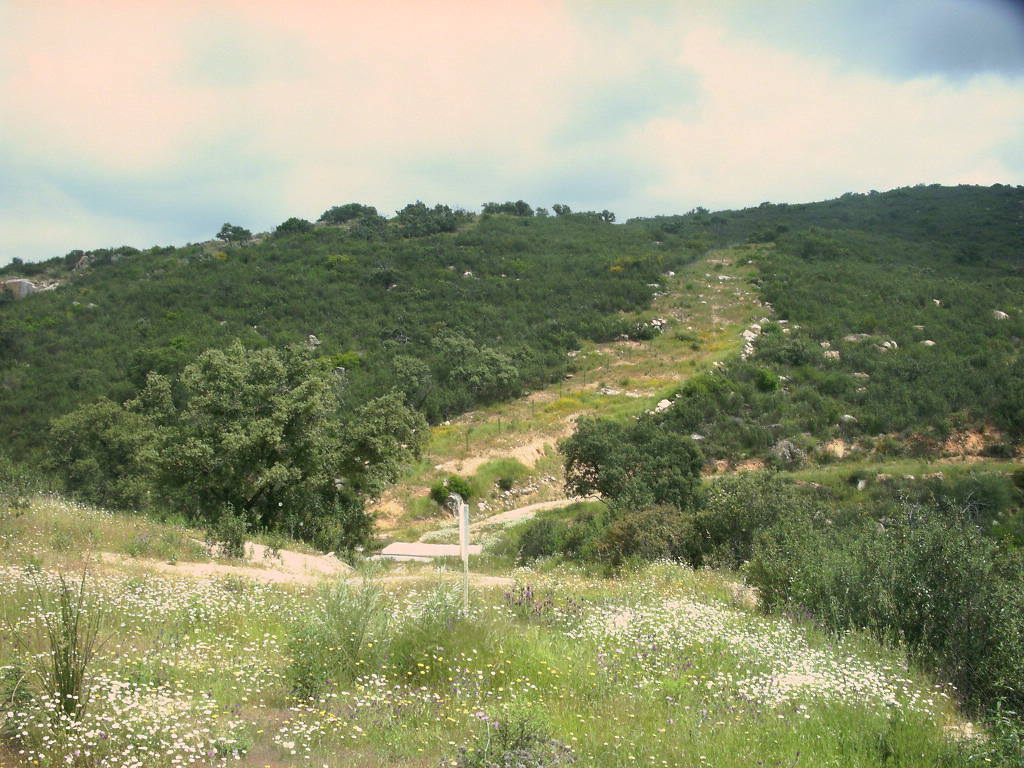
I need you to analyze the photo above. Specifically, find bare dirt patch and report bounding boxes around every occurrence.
[942,429,991,457]
[435,432,567,475]
[99,541,352,586]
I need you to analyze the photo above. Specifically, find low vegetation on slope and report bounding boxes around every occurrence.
[0,495,993,768]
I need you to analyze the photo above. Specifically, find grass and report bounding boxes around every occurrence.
[377,247,767,530]
[0,495,209,567]
[2,495,991,768]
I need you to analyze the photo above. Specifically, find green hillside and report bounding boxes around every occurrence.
[0,208,698,459]
[3,185,1024,765]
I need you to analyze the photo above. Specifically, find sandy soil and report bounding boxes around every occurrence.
[99,540,352,586]
[434,433,567,475]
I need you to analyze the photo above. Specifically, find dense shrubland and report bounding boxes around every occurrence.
[0,206,697,461]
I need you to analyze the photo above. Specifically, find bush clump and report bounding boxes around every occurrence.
[441,706,574,768]
[747,501,1024,713]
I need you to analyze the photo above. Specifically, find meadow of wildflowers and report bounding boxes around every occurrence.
[0,498,985,767]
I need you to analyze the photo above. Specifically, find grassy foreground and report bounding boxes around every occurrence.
[0,499,980,768]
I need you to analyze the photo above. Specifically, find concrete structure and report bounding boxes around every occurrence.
[373,542,483,562]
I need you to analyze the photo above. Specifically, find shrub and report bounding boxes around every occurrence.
[747,502,1024,712]
[384,584,465,678]
[517,519,566,563]
[286,578,384,697]
[689,473,811,567]
[430,474,474,507]
[429,482,449,506]
[595,504,695,566]
[767,439,805,470]
[442,705,574,768]
[447,474,473,502]
[6,572,106,721]
[0,455,33,513]
[205,504,248,559]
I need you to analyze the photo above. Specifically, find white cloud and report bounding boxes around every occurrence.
[1,1,1023,264]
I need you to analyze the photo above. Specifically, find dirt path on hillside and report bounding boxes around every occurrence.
[99,539,515,588]
[99,540,353,586]
[433,431,570,475]
[468,498,574,530]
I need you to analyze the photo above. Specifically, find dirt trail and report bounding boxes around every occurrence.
[99,540,353,586]
[99,539,514,588]
[434,432,569,475]
[468,498,574,530]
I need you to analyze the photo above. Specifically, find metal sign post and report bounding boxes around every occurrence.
[449,493,471,613]
[460,499,470,612]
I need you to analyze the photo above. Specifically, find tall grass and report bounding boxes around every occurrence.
[7,571,106,722]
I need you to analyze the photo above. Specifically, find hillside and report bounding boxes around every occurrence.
[3,185,1022,469]
[0,209,698,460]
[0,495,986,768]
[2,185,1024,766]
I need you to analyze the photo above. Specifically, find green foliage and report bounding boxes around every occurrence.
[394,201,465,237]
[688,473,810,567]
[594,504,694,566]
[286,578,384,697]
[286,580,470,699]
[274,217,314,236]
[517,518,571,563]
[50,342,426,552]
[204,503,248,559]
[318,203,378,224]
[481,200,534,216]
[0,455,34,513]
[2,209,694,460]
[628,184,1024,460]
[561,416,703,510]
[442,705,573,768]
[215,223,251,243]
[48,398,155,510]
[447,475,473,502]
[7,572,105,721]
[747,502,1024,712]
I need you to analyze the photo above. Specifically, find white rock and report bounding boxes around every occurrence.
[993,310,1009,320]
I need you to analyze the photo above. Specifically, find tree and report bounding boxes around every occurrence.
[48,398,156,510]
[482,200,534,216]
[599,210,616,223]
[145,342,421,550]
[53,342,426,552]
[552,204,572,217]
[274,217,314,236]
[561,416,703,510]
[394,202,458,237]
[319,203,378,224]
[216,223,252,243]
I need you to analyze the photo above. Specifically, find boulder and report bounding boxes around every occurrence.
[993,310,1010,320]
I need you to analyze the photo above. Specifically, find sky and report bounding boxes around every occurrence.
[2,0,1023,266]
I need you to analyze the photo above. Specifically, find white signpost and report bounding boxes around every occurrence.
[449,494,471,612]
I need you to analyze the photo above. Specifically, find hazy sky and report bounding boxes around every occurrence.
[2,0,1023,265]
